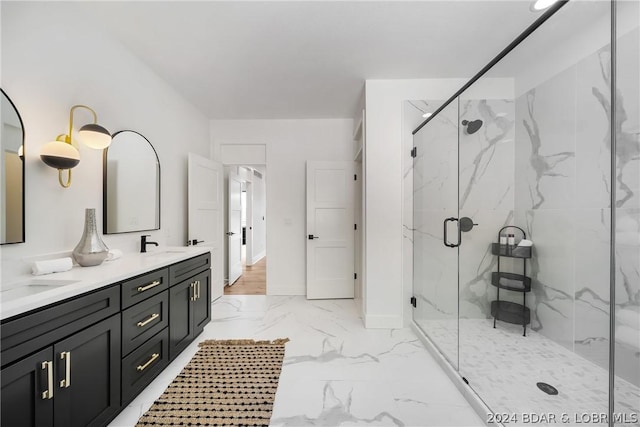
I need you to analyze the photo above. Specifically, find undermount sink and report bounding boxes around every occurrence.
[1,279,80,302]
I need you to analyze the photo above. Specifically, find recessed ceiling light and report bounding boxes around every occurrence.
[422,112,432,118]
[532,0,558,11]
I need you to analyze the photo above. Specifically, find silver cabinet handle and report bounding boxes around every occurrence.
[59,351,71,388]
[41,361,54,399]
[196,280,201,300]
[137,313,160,328]
[137,353,160,372]
[137,280,161,292]
[190,282,196,301]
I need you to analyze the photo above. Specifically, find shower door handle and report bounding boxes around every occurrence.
[443,217,460,248]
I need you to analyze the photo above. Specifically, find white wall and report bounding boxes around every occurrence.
[211,119,353,295]
[364,79,470,328]
[1,2,211,280]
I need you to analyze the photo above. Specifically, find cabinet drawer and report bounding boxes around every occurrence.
[122,291,169,356]
[122,328,168,405]
[1,285,120,368]
[169,252,210,286]
[121,268,168,309]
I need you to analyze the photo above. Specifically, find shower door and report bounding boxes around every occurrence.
[413,101,460,368]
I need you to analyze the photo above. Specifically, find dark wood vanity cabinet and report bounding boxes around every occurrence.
[52,315,121,427]
[168,254,211,360]
[0,251,212,427]
[119,268,171,406]
[1,347,55,427]
[0,294,121,427]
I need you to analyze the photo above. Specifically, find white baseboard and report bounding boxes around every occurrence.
[364,314,403,329]
[411,322,498,427]
[267,286,305,296]
[249,251,266,266]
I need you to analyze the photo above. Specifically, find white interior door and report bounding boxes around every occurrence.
[306,161,355,299]
[187,153,223,301]
[227,168,243,285]
[245,181,254,266]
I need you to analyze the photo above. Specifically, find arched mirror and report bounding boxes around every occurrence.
[103,130,160,234]
[1,89,25,244]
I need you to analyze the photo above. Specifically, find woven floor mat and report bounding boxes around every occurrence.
[136,338,289,426]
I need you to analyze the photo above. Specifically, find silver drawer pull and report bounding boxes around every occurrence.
[59,351,71,388]
[41,361,54,399]
[137,313,160,328]
[137,280,161,292]
[196,280,201,300]
[136,353,160,372]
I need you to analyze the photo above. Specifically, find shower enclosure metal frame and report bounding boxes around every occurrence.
[411,1,638,426]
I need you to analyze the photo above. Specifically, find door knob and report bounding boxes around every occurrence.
[225,232,235,236]
[459,217,478,232]
[308,234,319,240]
[191,239,204,245]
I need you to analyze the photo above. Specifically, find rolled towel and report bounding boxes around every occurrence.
[105,249,123,262]
[32,257,73,276]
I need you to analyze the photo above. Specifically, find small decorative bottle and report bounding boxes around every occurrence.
[72,208,109,267]
[499,234,507,246]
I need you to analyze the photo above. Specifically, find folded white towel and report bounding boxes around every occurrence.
[105,249,123,262]
[32,257,73,276]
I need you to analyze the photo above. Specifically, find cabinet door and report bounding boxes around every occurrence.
[1,347,54,427]
[193,269,211,337]
[169,278,195,360]
[53,314,121,427]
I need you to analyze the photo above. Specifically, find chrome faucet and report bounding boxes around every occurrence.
[140,235,159,253]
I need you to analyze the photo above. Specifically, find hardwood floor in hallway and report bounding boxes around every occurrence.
[224,252,266,295]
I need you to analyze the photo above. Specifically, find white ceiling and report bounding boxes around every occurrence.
[76,1,544,120]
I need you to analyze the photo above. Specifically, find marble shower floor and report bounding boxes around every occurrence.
[108,296,483,427]
[417,318,640,427]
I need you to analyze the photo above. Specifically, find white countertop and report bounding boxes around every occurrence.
[0,247,211,321]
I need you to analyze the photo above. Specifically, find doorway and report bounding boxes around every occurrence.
[224,165,267,295]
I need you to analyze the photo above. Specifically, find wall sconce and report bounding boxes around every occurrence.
[40,105,111,188]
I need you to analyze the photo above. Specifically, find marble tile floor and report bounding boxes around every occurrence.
[108,295,484,427]
[417,318,640,427]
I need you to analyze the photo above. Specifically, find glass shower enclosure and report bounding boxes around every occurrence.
[412,1,639,425]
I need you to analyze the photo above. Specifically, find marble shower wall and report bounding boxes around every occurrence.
[457,98,516,320]
[403,100,444,328]
[514,28,640,385]
[614,24,640,397]
[411,101,461,368]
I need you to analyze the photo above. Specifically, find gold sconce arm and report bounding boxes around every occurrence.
[58,169,72,188]
[40,104,110,188]
[67,105,98,146]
